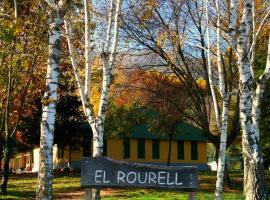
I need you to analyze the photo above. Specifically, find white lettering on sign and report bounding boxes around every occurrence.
[126,172,137,184]
[117,171,125,183]
[148,172,157,184]
[158,171,166,185]
[95,170,103,183]
[175,172,183,185]
[94,170,111,183]
[166,172,175,185]
[94,170,185,186]
[103,170,111,183]
[138,172,148,184]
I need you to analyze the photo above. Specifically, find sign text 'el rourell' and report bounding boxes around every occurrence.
[81,157,199,191]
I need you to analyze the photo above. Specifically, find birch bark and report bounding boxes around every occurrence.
[235,1,268,199]
[205,0,230,199]
[36,1,69,199]
[64,0,122,199]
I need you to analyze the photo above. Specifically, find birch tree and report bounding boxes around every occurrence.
[64,0,122,199]
[205,0,230,199]
[36,1,70,199]
[204,0,270,198]
[227,0,269,199]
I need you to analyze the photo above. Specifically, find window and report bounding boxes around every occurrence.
[152,139,160,159]
[123,139,130,159]
[137,139,145,159]
[103,139,107,156]
[191,141,198,160]
[177,140,185,160]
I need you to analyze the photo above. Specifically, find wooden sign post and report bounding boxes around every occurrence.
[81,157,199,199]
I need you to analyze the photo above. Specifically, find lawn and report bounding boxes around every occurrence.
[0,170,268,199]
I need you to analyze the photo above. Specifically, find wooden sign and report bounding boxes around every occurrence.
[81,157,199,191]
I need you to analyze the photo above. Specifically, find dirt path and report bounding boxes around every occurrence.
[54,188,125,199]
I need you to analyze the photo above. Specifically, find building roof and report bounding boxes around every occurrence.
[81,116,207,142]
[130,123,207,141]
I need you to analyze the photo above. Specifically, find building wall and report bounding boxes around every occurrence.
[32,148,40,172]
[107,138,122,160]
[9,138,207,172]
[32,146,58,172]
[9,152,33,172]
[106,138,207,164]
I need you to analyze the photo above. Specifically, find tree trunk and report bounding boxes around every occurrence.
[1,136,12,195]
[0,137,3,171]
[223,160,231,188]
[215,99,229,200]
[90,124,102,200]
[64,1,122,199]
[36,8,64,200]
[167,135,172,166]
[68,145,71,168]
[230,0,269,198]
[242,132,267,200]
[244,154,267,199]
[215,145,231,188]
[243,155,249,195]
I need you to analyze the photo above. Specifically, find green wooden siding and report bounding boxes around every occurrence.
[123,139,130,159]
[137,139,145,159]
[191,141,198,160]
[177,140,185,160]
[152,139,160,159]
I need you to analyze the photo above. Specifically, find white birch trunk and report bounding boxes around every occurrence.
[93,0,121,158]
[36,1,69,198]
[236,1,268,199]
[228,0,238,48]
[84,0,92,102]
[214,99,229,200]
[252,33,270,139]
[205,0,221,131]
[64,1,122,199]
[64,19,95,125]
[206,0,230,199]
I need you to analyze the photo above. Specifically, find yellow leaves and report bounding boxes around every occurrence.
[138,0,157,22]
[89,22,96,31]
[14,20,23,35]
[169,32,183,46]
[157,30,184,50]
[196,78,208,91]
[41,98,56,106]
[141,10,154,21]
[156,31,167,49]
[90,84,101,115]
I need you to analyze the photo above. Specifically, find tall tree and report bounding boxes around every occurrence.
[36,1,70,199]
[64,0,122,199]
[0,0,47,195]
[226,0,269,198]
[205,0,231,198]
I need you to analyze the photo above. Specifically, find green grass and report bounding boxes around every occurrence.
[104,190,243,200]
[0,170,269,199]
[0,172,81,200]
[103,171,245,200]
